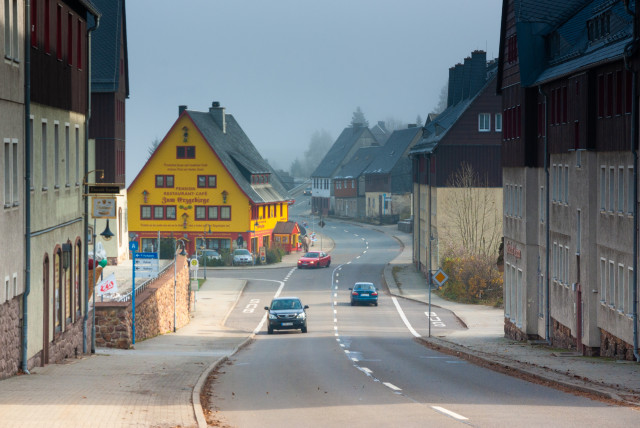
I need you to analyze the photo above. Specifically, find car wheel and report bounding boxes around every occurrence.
[374,301,378,307]
[326,261,331,267]
[268,326,273,334]
[350,300,355,306]
[301,326,307,333]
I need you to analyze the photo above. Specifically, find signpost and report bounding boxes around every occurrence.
[133,252,159,278]
[428,268,448,337]
[129,240,139,345]
[189,258,199,310]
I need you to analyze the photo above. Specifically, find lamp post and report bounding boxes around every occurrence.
[91,217,114,353]
[173,238,187,332]
[202,225,211,279]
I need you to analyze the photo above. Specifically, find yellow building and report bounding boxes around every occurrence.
[127,102,291,257]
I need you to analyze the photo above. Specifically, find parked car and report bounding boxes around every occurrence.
[264,297,308,334]
[232,249,254,266]
[199,249,221,262]
[303,187,312,196]
[349,282,378,306]
[297,251,331,268]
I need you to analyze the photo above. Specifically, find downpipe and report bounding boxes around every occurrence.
[624,0,640,363]
[539,85,551,345]
[22,0,32,375]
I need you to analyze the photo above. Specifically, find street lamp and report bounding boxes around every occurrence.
[202,225,211,279]
[173,238,187,332]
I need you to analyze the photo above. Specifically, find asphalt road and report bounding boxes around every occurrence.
[204,195,640,427]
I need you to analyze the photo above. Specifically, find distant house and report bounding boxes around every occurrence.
[127,102,291,258]
[90,0,130,265]
[363,125,422,221]
[410,50,503,276]
[370,121,390,145]
[311,123,378,215]
[333,146,381,218]
[498,0,638,360]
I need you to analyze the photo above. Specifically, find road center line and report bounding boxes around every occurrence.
[383,382,402,391]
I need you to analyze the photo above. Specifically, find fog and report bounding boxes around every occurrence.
[125,0,502,185]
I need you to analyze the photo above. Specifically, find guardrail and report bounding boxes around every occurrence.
[105,259,176,303]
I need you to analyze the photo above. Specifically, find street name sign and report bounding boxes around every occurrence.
[133,252,159,278]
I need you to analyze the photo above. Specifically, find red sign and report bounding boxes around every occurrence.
[506,241,521,259]
[96,273,118,296]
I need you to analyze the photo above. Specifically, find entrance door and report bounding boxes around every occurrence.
[42,256,50,366]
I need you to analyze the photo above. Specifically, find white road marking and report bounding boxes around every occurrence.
[344,350,350,354]
[336,338,340,342]
[351,357,359,362]
[253,279,286,334]
[425,311,446,327]
[392,297,420,338]
[356,256,360,259]
[383,382,402,391]
[340,344,345,348]
[359,367,372,374]
[354,234,358,237]
[335,286,338,290]
[334,326,338,330]
[363,250,367,254]
[431,406,469,421]
[333,309,337,314]
[344,230,349,233]
[347,261,351,264]
[334,293,337,297]
[334,318,337,323]
[334,332,339,336]
[334,301,337,305]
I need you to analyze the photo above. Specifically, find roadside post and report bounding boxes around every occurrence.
[189,258,199,311]
[129,240,139,344]
[429,268,449,337]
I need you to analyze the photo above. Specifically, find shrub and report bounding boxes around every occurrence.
[265,246,286,264]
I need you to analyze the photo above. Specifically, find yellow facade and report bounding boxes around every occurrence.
[128,114,289,256]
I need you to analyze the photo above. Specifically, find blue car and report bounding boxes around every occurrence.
[349,282,378,306]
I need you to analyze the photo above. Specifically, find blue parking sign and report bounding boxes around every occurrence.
[129,241,139,251]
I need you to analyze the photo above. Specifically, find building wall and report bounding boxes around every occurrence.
[128,115,288,255]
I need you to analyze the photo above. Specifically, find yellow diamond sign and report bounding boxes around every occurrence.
[433,268,448,287]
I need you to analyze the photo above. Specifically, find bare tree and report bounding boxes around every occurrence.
[147,138,160,160]
[441,162,502,258]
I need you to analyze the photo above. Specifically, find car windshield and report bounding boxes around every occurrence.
[234,249,250,256]
[355,283,375,291]
[271,299,302,310]
[304,252,320,258]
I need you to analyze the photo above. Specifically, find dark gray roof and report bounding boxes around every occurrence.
[533,1,633,85]
[311,126,376,178]
[514,0,589,29]
[364,127,421,174]
[334,146,381,179]
[187,111,290,204]
[90,0,129,95]
[370,121,390,144]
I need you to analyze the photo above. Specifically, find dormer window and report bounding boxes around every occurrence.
[588,12,611,43]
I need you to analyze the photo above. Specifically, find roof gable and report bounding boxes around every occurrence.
[91,0,129,95]
[364,127,421,174]
[312,126,378,178]
[334,146,381,179]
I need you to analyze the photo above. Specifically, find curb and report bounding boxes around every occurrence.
[415,336,640,407]
[192,279,255,428]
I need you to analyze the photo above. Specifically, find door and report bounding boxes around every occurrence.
[42,256,50,366]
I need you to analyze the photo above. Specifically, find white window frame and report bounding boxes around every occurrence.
[42,120,48,190]
[609,167,615,212]
[495,113,502,132]
[618,166,624,213]
[564,164,569,204]
[558,164,563,203]
[54,122,60,189]
[628,166,634,215]
[600,166,606,210]
[618,263,624,313]
[29,116,34,190]
[12,139,18,205]
[553,242,558,280]
[65,124,70,187]
[75,126,80,185]
[628,267,634,315]
[540,186,544,223]
[3,139,10,207]
[600,258,607,303]
[552,164,557,201]
[609,260,615,308]
[478,113,491,132]
[576,210,581,255]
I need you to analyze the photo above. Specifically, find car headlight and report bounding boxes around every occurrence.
[296,312,306,319]
[269,313,277,320]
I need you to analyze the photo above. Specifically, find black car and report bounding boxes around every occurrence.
[265,297,308,334]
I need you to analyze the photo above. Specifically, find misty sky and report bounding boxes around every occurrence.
[125,0,503,185]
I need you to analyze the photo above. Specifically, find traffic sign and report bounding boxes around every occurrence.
[88,185,120,194]
[133,252,159,278]
[432,268,449,287]
[129,241,139,251]
[189,258,199,269]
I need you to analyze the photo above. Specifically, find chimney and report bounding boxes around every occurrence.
[408,124,417,128]
[209,101,226,134]
[179,105,187,116]
[452,63,464,105]
[462,57,472,99]
[447,67,455,108]
[469,50,487,98]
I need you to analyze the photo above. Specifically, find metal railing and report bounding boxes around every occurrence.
[102,259,176,303]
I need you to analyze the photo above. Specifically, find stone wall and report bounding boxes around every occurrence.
[48,317,87,363]
[550,317,576,350]
[600,328,635,361]
[0,298,21,380]
[95,256,191,349]
[504,318,528,341]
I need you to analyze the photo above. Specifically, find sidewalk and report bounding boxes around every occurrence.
[371,223,640,406]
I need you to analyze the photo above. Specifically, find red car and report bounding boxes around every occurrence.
[297,251,331,268]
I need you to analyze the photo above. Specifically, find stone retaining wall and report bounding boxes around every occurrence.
[600,328,635,360]
[95,256,191,348]
[0,298,21,380]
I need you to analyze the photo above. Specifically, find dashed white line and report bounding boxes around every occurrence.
[359,367,372,374]
[431,406,469,421]
[383,382,402,391]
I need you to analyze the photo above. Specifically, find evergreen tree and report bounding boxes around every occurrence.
[350,106,369,127]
